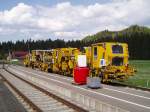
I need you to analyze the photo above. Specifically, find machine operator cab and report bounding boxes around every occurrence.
[91,42,128,68]
[90,42,132,82]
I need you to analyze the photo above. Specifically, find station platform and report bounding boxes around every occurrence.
[0,77,26,112]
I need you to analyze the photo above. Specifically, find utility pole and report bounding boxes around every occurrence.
[28,40,30,54]
[2,60,4,69]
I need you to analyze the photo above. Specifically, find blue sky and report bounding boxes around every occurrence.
[0,0,111,10]
[0,0,149,42]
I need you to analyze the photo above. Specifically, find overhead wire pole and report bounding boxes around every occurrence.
[26,33,31,54]
[7,50,12,67]
[8,41,12,67]
[27,33,32,56]
[27,40,30,54]
[2,59,4,69]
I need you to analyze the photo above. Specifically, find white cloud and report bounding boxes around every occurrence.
[53,31,90,40]
[0,3,35,25]
[0,0,150,42]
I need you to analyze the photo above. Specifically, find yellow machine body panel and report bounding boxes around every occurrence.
[51,48,80,75]
[23,54,30,67]
[29,50,46,68]
[40,50,53,72]
[84,47,91,65]
[85,42,135,82]
[91,42,129,68]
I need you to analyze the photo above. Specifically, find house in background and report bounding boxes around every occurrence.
[12,51,28,59]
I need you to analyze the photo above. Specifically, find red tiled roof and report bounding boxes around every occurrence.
[12,51,28,58]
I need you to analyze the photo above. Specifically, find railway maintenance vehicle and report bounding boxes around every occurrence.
[84,42,135,82]
[24,48,81,76]
[24,42,135,82]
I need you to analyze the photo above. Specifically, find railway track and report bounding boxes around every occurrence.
[0,68,88,112]
[1,64,150,112]
[14,64,150,92]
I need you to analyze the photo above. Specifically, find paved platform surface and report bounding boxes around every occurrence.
[0,76,27,112]
[8,65,150,112]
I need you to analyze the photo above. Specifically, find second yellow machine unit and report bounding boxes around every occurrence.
[24,48,81,76]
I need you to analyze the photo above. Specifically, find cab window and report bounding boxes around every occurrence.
[112,45,123,54]
[112,57,123,66]
[94,47,97,57]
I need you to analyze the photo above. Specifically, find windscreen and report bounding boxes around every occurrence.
[112,45,123,54]
[112,57,123,66]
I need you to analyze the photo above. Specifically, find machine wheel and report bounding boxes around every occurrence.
[48,68,53,73]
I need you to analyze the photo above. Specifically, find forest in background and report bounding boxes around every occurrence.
[0,25,150,60]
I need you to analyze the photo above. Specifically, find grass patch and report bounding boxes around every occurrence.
[122,60,150,88]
